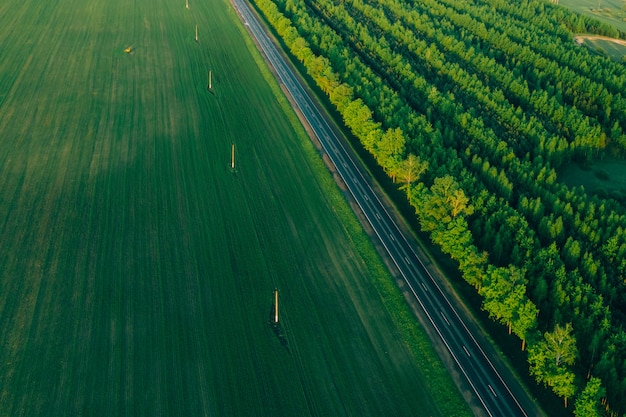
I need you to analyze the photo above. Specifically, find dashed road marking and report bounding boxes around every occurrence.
[440,312,450,325]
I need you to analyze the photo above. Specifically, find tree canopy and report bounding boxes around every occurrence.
[253,0,626,412]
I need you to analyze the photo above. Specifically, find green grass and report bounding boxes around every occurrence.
[558,159,626,202]
[554,0,626,60]
[0,0,471,416]
[559,0,626,32]
[583,36,626,60]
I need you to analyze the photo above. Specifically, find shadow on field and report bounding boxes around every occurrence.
[269,304,289,351]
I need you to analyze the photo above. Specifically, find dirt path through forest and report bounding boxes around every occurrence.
[574,34,626,46]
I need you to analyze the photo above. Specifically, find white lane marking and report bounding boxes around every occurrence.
[389,233,395,241]
[488,384,498,397]
[375,213,381,220]
[440,312,450,325]
[404,256,410,265]
[421,282,428,291]
[463,345,471,357]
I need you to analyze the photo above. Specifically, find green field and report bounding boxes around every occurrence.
[560,0,626,32]
[557,0,626,60]
[559,159,626,199]
[0,0,471,416]
[584,36,626,60]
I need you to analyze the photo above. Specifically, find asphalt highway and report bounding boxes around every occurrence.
[231,1,538,415]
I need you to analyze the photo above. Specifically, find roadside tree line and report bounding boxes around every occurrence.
[251,0,626,414]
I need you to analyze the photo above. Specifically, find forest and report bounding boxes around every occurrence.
[249,0,626,414]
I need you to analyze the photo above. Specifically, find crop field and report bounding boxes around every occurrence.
[0,0,471,416]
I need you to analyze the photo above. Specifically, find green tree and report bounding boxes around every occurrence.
[511,298,538,351]
[479,265,525,335]
[419,175,473,232]
[546,323,578,367]
[394,154,428,200]
[377,127,406,170]
[329,83,354,112]
[573,377,605,417]
[478,264,538,350]
[529,323,578,407]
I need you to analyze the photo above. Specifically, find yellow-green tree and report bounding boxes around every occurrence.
[393,154,428,200]
[418,175,473,232]
[573,377,605,417]
[529,323,578,407]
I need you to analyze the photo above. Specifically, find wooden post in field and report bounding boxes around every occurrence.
[231,143,235,169]
[274,288,279,323]
[195,24,198,42]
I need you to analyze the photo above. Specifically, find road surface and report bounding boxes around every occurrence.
[230,1,541,416]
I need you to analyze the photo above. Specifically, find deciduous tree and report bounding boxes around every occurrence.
[573,377,605,417]
[394,154,428,199]
[529,323,578,407]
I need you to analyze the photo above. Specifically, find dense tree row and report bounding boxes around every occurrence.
[345,0,607,161]
[437,0,626,92]
[477,0,625,40]
[250,0,626,414]
[364,0,626,157]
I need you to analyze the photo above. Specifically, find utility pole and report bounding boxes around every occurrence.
[273,288,279,323]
